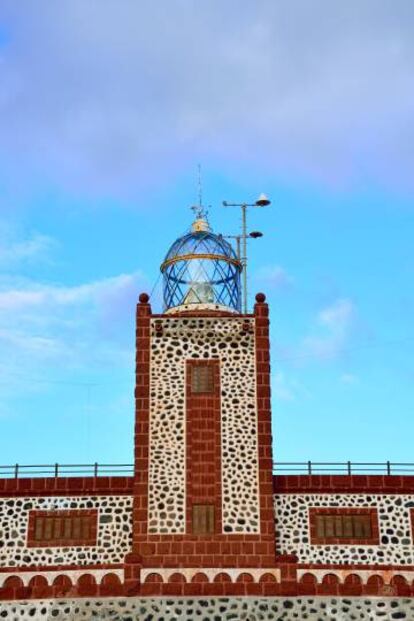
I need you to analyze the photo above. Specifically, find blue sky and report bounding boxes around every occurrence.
[0,1,413,467]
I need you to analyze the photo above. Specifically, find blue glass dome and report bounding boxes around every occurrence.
[161,217,242,313]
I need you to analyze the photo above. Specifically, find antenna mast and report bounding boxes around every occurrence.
[197,163,203,208]
[191,165,209,224]
[222,194,271,313]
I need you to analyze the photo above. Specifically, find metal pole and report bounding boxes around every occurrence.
[236,236,241,261]
[242,204,247,313]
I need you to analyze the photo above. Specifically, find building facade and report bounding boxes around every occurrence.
[1,214,414,619]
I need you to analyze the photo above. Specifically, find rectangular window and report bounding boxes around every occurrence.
[192,504,215,535]
[27,510,98,547]
[309,508,379,544]
[190,365,215,394]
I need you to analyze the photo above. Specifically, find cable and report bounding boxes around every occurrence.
[149,269,162,300]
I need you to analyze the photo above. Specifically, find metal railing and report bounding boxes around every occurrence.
[0,461,413,479]
[272,462,414,475]
[0,463,134,478]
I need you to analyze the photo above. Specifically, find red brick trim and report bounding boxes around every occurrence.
[309,507,379,545]
[274,474,414,494]
[0,571,125,600]
[27,510,98,548]
[186,360,221,536]
[141,579,281,597]
[132,296,152,552]
[0,578,411,600]
[254,296,277,565]
[0,563,123,573]
[296,573,410,597]
[151,312,254,318]
[298,562,414,570]
[0,476,133,497]
[2,564,414,600]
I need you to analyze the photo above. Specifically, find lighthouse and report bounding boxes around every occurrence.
[132,209,277,575]
[2,199,412,618]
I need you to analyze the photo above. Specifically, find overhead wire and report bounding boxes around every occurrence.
[272,335,414,365]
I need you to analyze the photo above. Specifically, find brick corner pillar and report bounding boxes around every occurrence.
[132,292,152,552]
[275,553,299,594]
[254,292,277,564]
[124,552,142,596]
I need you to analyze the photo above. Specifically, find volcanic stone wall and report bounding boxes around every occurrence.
[147,315,260,535]
[0,495,133,567]
[0,596,413,619]
[274,492,414,564]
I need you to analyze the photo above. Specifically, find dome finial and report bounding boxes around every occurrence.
[191,204,210,232]
[190,164,210,232]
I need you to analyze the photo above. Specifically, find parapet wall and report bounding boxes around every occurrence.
[0,477,134,579]
[1,474,414,601]
[0,495,132,567]
[274,492,414,565]
[0,476,134,497]
[274,475,414,567]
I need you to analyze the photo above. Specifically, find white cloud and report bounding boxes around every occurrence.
[271,369,312,402]
[0,1,413,196]
[0,273,141,310]
[340,372,359,385]
[0,225,56,266]
[0,270,147,396]
[256,265,293,291]
[318,298,355,330]
[0,220,148,410]
[272,371,295,402]
[301,298,356,361]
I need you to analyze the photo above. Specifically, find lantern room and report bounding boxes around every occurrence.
[161,211,242,314]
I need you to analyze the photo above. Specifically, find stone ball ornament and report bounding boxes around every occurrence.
[255,292,266,303]
[139,292,150,304]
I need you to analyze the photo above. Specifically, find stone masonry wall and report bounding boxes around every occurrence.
[148,316,260,535]
[0,495,133,567]
[0,597,413,619]
[275,493,414,564]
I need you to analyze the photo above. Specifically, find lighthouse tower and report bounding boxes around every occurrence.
[132,210,276,577]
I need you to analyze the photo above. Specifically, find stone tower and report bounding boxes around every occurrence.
[132,213,277,575]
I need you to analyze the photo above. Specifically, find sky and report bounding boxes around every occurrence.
[0,1,413,469]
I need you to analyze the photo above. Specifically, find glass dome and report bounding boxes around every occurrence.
[161,216,242,313]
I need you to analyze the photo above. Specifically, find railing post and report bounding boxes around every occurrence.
[14,464,19,479]
[307,460,312,475]
[386,461,391,475]
[54,463,59,478]
[347,461,351,475]
[94,462,98,477]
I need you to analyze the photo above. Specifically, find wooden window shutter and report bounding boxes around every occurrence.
[192,505,215,535]
[28,510,97,547]
[311,510,377,543]
[191,365,214,394]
